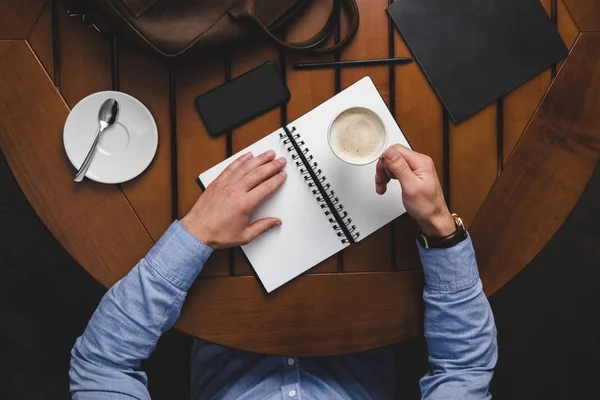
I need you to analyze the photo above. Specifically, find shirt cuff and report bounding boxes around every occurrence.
[417,234,480,292]
[146,220,213,291]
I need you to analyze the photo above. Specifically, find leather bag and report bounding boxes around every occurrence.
[67,0,360,57]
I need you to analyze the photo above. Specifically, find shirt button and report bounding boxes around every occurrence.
[288,389,296,397]
[287,357,295,366]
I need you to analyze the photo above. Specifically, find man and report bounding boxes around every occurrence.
[70,144,497,399]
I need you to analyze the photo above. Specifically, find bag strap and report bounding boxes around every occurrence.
[231,0,359,54]
[270,0,341,51]
[120,0,159,17]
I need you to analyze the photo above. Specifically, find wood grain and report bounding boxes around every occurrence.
[27,0,54,80]
[59,5,172,244]
[502,0,552,165]
[175,52,230,276]
[0,40,152,287]
[449,104,498,227]
[558,0,581,47]
[503,73,552,165]
[177,271,424,356]
[471,33,600,296]
[392,2,443,271]
[563,0,600,31]
[5,0,599,357]
[557,0,581,70]
[230,43,281,276]
[57,0,111,107]
[392,214,421,271]
[285,0,339,274]
[57,4,170,243]
[392,13,443,177]
[340,0,394,272]
[0,0,47,38]
[118,42,173,242]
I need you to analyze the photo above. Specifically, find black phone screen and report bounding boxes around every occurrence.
[194,62,290,137]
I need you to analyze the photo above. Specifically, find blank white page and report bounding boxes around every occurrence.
[199,129,347,293]
[199,76,410,291]
[289,77,409,242]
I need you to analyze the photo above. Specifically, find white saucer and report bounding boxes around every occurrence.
[64,91,158,184]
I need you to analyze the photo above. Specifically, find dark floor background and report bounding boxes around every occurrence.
[1,149,599,399]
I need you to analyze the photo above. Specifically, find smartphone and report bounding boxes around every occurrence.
[195,62,290,137]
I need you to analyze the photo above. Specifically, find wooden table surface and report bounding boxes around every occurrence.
[1,0,599,356]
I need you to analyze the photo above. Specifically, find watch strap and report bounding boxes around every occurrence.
[418,213,468,249]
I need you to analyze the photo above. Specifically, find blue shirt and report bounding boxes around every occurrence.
[70,221,497,399]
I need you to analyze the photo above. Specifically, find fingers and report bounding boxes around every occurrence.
[242,157,287,190]
[230,150,276,181]
[375,158,391,195]
[242,217,282,244]
[382,146,420,188]
[388,144,434,171]
[216,152,253,182]
[247,170,287,207]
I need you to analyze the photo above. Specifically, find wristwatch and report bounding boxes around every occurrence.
[417,213,468,249]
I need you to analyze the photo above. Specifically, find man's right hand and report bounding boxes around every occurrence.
[375,144,456,237]
[181,150,287,249]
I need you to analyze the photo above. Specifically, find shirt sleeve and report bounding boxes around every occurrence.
[418,235,498,400]
[69,221,212,400]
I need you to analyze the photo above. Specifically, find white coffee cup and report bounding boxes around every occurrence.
[327,106,389,166]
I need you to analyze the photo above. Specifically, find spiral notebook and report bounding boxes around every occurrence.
[198,77,409,292]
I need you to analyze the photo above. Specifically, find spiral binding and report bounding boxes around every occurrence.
[280,127,360,244]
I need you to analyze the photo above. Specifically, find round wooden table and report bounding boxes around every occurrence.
[1,0,599,356]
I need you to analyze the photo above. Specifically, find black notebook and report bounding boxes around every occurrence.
[199,77,409,292]
[388,0,569,123]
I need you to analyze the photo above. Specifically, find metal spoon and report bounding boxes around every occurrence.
[74,98,119,182]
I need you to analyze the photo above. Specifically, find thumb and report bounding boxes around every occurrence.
[243,217,282,244]
[383,146,419,187]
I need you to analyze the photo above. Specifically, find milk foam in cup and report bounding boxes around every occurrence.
[328,107,388,165]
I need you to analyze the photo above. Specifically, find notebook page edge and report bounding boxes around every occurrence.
[291,76,409,244]
[195,127,347,293]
